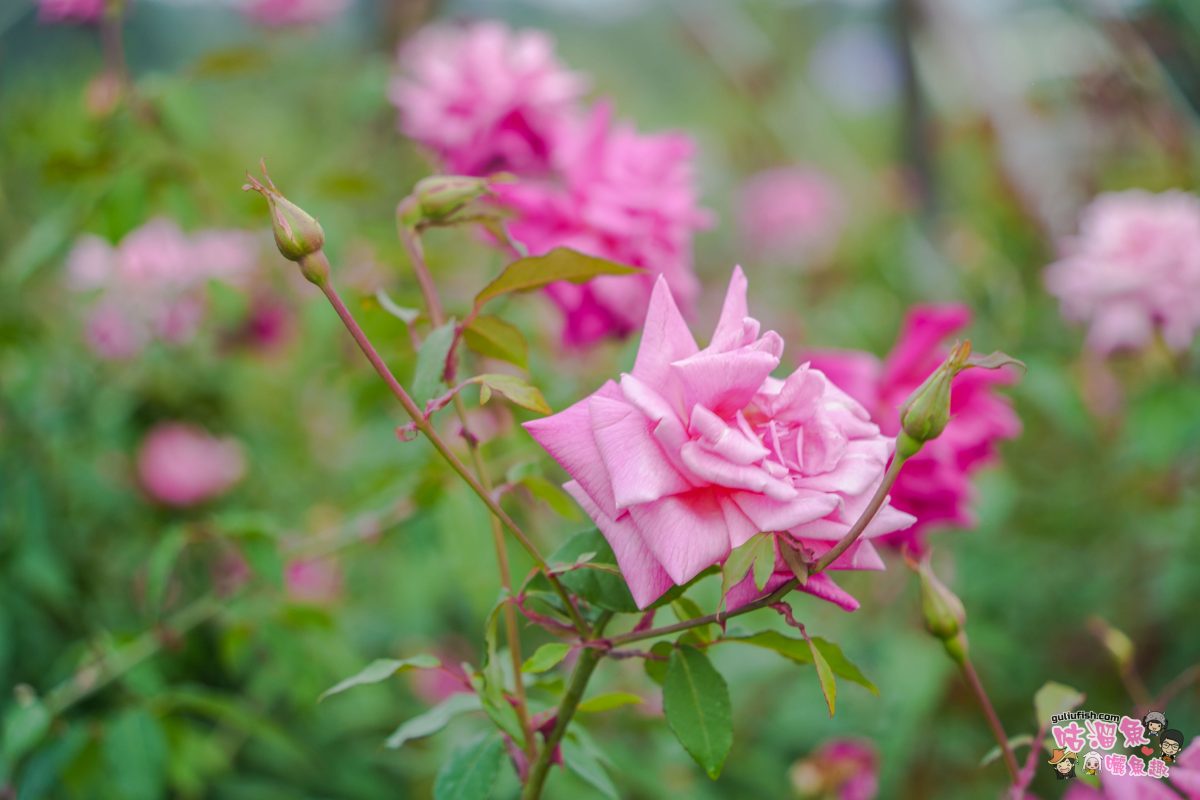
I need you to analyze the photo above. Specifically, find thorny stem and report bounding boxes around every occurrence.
[521,612,614,800]
[960,656,1021,784]
[398,221,536,758]
[318,280,590,636]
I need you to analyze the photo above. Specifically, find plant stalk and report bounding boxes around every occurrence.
[960,656,1021,784]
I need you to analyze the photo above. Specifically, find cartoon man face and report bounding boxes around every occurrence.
[1161,730,1185,762]
[1056,758,1074,774]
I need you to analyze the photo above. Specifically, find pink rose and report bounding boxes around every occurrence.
[1046,190,1200,355]
[284,557,343,605]
[391,20,588,176]
[137,423,246,507]
[239,0,348,26]
[790,738,879,800]
[525,268,914,609]
[738,167,846,263]
[806,305,1020,553]
[38,0,105,23]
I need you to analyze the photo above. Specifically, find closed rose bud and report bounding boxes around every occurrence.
[401,175,499,228]
[898,340,970,444]
[243,163,325,264]
[911,553,968,661]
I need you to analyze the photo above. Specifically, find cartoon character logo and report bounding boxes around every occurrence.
[1142,712,1168,756]
[1049,748,1078,780]
[1160,730,1185,764]
[1083,751,1102,775]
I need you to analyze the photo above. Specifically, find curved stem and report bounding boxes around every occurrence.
[960,656,1021,784]
[318,280,589,635]
[522,612,614,800]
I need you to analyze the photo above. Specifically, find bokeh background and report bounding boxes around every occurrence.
[2,0,1199,798]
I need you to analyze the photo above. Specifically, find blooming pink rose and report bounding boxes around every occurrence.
[391,21,588,176]
[137,423,246,507]
[284,557,343,604]
[239,0,348,26]
[84,302,147,360]
[500,103,710,347]
[1046,190,1200,355]
[738,167,846,263]
[525,268,914,609]
[38,0,106,23]
[790,738,878,800]
[805,305,1020,553]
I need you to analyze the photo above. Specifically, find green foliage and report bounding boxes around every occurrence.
[319,655,441,701]
[473,248,638,309]
[433,735,506,800]
[662,646,733,780]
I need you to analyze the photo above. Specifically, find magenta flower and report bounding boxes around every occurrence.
[239,0,347,26]
[1064,742,1200,799]
[789,738,879,800]
[284,557,343,604]
[391,21,588,176]
[525,268,913,609]
[500,103,710,347]
[137,423,246,507]
[806,305,1020,553]
[38,0,105,24]
[1046,190,1200,355]
[738,167,846,264]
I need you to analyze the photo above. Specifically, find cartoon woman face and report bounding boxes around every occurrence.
[1148,721,1164,734]
[1083,753,1101,773]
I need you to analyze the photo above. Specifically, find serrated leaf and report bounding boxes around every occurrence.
[413,320,457,404]
[519,475,583,520]
[662,646,732,780]
[474,247,639,309]
[1034,682,1084,727]
[473,373,550,414]
[577,692,643,713]
[806,634,837,717]
[522,643,571,674]
[386,693,482,749]
[463,315,528,368]
[562,736,619,799]
[319,655,440,701]
[433,735,505,800]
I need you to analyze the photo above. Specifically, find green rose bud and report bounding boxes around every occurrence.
[243,162,326,264]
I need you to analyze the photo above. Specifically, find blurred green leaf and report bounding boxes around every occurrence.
[464,315,528,369]
[0,688,50,781]
[473,248,638,309]
[413,321,457,405]
[522,643,571,674]
[663,646,732,780]
[319,655,440,701]
[103,708,168,800]
[517,475,582,520]
[577,692,643,713]
[386,693,482,750]
[980,733,1033,766]
[1034,681,1085,728]
[562,736,619,799]
[434,735,505,800]
[145,526,188,613]
[474,373,551,415]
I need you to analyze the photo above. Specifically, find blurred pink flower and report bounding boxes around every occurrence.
[1046,190,1200,355]
[284,557,343,605]
[240,0,348,26]
[525,268,913,609]
[500,103,710,347]
[1064,741,1200,800]
[391,20,588,176]
[38,0,105,23]
[137,423,246,507]
[806,305,1020,553]
[66,219,260,358]
[738,167,846,263]
[790,738,879,800]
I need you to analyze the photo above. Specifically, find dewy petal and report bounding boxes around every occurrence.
[563,481,674,608]
[679,441,796,499]
[731,489,840,532]
[708,264,752,351]
[630,275,698,387]
[589,394,691,509]
[625,489,731,585]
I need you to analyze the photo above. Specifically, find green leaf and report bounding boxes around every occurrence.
[562,736,618,799]
[319,655,441,701]
[463,315,528,369]
[577,692,643,713]
[806,634,837,717]
[0,689,50,780]
[145,526,188,612]
[662,646,732,780]
[753,538,776,591]
[386,693,482,749]
[473,373,551,414]
[542,530,639,613]
[103,708,168,800]
[522,643,572,674]
[812,639,879,696]
[779,539,810,585]
[413,320,457,404]
[671,598,714,644]
[644,642,674,686]
[720,534,774,600]
[474,247,639,309]
[374,289,421,325]
[518,475,582,520]
[721,632,878,695]
[1034,681,1085,727]
[964,351,1026,372]
[433,735,505,800]
[980,734,1034,767]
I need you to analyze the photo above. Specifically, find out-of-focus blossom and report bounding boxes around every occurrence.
[66,218,260,359]
[525,268,913,610]
[391,20,588,176]
[738,167,846,264]
[806,305,1020,553]
[38,0,106,24]
[789,738,879,800]
[408,640,474,705]
[239,0,348,26]
[499,104,710,347]
[1063,741,1200,799]
[137,423,246,507]
[284,557,343,605]
[809,25,900,115]
[1046,190,1200,355]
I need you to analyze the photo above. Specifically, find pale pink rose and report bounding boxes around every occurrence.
[806,305,1020,553]
[500,103,710,347]
[284,557,343,604]
[38,0,106,23]
[790,738,878,800]
[525,268,914,609]
[391,20,588,176]
[137,423,246,507]
[84,302,147,360]
[1046,190,1200,355]
[240,0,348,26]
[738,167,846,263]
